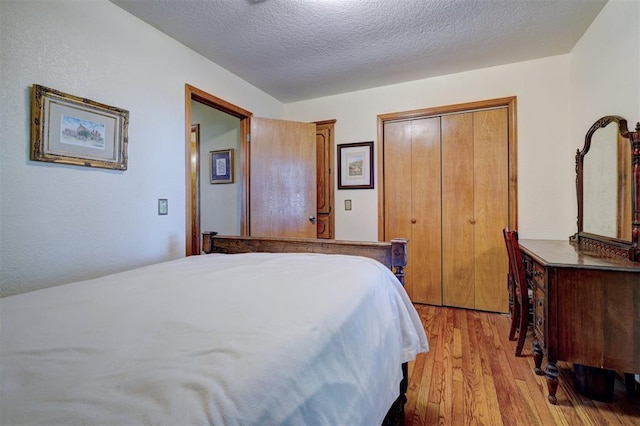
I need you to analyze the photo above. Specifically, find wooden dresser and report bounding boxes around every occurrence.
[520,240,640,404]
[518,239,640,404]
[526,115,640,404]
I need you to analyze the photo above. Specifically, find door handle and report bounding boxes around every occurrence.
[309,216,316,224]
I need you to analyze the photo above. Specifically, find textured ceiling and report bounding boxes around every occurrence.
[110,0,607,103]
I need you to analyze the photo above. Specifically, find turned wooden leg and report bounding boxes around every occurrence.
[400,362,408,405]
[533,340,544,376]
[546,361,559,405]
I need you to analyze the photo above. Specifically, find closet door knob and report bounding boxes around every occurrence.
[469,219,476,224]
[411,219,417,224]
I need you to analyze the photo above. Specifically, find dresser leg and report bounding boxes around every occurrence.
[546,361,559,405]
[533,340,544,376]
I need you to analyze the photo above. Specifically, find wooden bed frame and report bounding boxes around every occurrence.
[202,233,409,425]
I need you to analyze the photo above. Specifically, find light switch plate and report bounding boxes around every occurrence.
[158,199,168,215]
[345,199,352,210]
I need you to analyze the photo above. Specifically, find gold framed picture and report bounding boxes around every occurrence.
[30,84,129,170]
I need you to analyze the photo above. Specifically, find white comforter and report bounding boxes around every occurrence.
[0,253,428,425]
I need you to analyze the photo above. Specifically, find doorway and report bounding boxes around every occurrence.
[185,84,252,256]
[192,104,241,237]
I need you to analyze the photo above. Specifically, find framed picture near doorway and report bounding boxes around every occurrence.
[210,148,234,184]
[338,141,374,189]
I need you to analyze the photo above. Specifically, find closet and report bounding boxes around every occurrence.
[379,99,515,313]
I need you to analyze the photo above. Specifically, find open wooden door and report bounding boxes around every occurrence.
[250,117,317,238]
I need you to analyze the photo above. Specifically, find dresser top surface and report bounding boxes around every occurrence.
[519,239,640,272]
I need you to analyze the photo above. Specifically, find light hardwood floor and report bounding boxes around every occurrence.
[404,305,640,425]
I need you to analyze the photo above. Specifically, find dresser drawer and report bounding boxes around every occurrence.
[531,262,547,289]
[527,259,546,289]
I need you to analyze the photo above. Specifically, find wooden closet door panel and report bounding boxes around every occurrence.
[474,108,509,312]
[316,125,333,239]
[411,117,442,305]
[316,127,330,214]
[441,112,475,309]
[384,120,415,297]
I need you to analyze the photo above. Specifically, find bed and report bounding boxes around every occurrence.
[0,235,428,425]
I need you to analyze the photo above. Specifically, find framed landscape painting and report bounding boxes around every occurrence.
[30,84,129,170]
[338,141,374,189]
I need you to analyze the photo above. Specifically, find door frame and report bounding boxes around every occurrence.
[185,84,252,255]
[376,96,518,240]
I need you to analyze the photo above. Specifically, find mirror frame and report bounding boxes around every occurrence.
[571,115,640,262]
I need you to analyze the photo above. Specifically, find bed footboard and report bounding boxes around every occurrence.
[202,233,408,284]
[201,233,411,425]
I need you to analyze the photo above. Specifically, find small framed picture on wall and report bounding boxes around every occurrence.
[338,141,374,189]
[210,149,234,184]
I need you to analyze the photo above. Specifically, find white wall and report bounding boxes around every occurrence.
[192,102,242,236]
[284,0,640,243]
[0,0,283,296]
[569,0,640,144]
[569,0,640,245]
[285,55,573,241]
[2,0,637,296]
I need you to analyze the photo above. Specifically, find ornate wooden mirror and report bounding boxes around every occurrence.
[572,115,640,261]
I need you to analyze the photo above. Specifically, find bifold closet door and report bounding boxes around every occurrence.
[384,117,442,305]
[441,113,475,309]
[472,108,509,312]
[441,108,509,312]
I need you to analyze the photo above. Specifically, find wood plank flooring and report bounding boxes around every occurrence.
[404,305,640,425]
